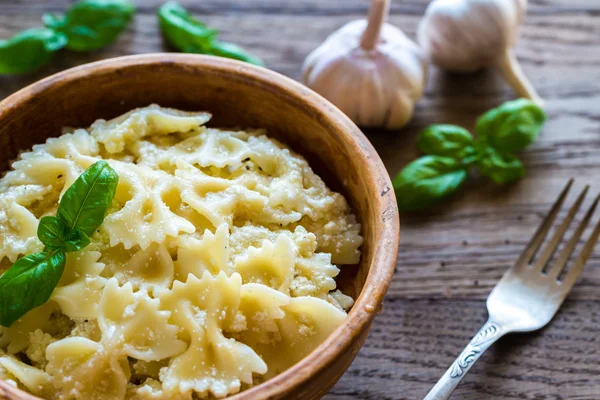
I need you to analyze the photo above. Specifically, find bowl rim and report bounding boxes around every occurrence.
[0,54,400,399]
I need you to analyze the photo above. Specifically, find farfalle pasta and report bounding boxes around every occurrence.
[0,105,362,399]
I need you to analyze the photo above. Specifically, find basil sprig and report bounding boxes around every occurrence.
[0,161,118,327]
[0,0,134,75]
[393,99,546,211]
[43,0,135,52]
[0,29,67,74]
[158,1,264,66]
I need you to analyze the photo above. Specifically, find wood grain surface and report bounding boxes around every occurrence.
[1,0,599,399]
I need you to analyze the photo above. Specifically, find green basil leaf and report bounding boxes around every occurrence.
[477,149,525,184]
[475,99,546,153]
[44,0,135,52]
[0,250,66,327]
[64,229,91,253]
[0,28,67,74]
[56,160,118,237]
[158,2,263,65]
[158,1,216,53]
[208,41,265,66]
[417,124,475,159]
[37,216,69,250]
[393,156,468,211]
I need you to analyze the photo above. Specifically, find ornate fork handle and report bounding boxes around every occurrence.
[423,321,506,400]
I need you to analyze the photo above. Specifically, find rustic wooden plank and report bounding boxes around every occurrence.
[1,0,599,15]
[1,12,599,103]
[325,298,600,399]
[1,1,599,399]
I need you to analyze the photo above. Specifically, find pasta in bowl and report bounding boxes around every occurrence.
[0,54,398,400]
[0,105,363,399]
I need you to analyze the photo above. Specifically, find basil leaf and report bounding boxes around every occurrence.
[208,41,265,66]
[0,250,66,327]
[418,124,475,159]
[37,216,69,249]
[476,99,546,153]
[0,28,67,74]
[44,0,134,52]
[158,1,216,53]
[64,229,91,253]
[393,156,468,211]
[477,149,525,184]
[158,2,263,65]
[56,160,118,237]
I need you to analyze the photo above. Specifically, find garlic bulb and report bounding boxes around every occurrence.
[302,0,428,130]
[418,0,542,105]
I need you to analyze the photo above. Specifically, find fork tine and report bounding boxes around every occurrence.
[561,206,600,288]
[548,193,600,280]
[517,179,573,266]
[533,185,588,272]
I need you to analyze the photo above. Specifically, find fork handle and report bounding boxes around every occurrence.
[424,320,505,400]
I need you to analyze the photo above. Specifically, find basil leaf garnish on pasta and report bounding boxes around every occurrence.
[57,160,119,237]
[37,216,70,249]
[0,250,66,327]
[0,160,118,326]
[64,229,91,252]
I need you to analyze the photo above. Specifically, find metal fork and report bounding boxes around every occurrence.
[424,180,600,400]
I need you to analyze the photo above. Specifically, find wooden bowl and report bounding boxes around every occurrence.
[0,54,399,400]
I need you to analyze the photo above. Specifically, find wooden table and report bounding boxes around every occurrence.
[2,1,599,399]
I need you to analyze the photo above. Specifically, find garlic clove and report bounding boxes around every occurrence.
[418,0,542,105]
[302,0,428,130]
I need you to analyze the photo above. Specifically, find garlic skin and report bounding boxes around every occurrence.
[418,0,542,105]
[302,0,427,130]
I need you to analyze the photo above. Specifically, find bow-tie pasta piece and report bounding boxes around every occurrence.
[0,186,46,262]
[229,283,289,345]
[5,130,99,192]
[52,251,106,319]
[243,134,289,178]
[112,243,174,294]
[46,336,130,400]
[246,138,311,214]
[0,302,54,354]
[233,235,295,294]
[252,297,346,378]
[27,129,99,162]
[159,272,266,398]
[98,279,186,361]
[179,184,241,229]
[177,163,303,229]
[152,128,252,171]
[104,163,195,249]
[173,160,234,230]
[0,355,51,397]
[175,224,230,281]
[90,104,211,154]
